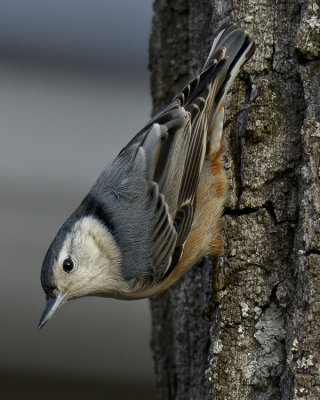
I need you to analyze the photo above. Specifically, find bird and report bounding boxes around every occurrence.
[39,25,254,329]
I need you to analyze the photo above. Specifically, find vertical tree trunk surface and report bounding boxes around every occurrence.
[149,1,320,399]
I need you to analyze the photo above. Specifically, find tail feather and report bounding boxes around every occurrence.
[203,25,254,158]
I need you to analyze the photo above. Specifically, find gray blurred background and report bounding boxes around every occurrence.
[0,1,156,399]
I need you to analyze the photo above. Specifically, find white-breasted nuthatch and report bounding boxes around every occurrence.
[39,25,254,329]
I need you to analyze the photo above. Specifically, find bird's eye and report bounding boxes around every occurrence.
[63,258,74,273]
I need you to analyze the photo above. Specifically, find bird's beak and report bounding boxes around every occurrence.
[38,292,66,330]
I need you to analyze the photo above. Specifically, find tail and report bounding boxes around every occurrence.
[202,25,254,158]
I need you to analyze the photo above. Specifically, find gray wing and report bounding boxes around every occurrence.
[114,25,254,281]
[115,68,224,281]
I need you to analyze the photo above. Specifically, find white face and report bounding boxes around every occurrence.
[52,216,124,300]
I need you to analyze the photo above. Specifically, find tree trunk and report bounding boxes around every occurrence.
[149,1,320,399]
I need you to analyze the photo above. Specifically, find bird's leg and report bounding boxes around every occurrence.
[202,257,247,322]
[223,103,259,130]
[223,85,260,130]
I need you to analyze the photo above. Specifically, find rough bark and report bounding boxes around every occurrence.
[149,1,320,399]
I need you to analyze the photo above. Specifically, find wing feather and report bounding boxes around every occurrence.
[111,25,254,282]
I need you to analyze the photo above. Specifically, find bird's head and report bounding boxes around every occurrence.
[39,215,122,329]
